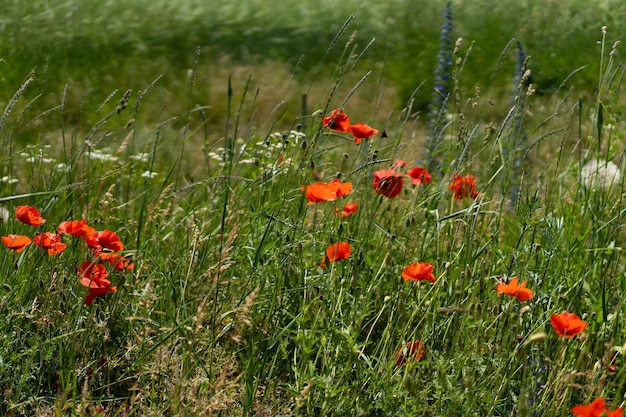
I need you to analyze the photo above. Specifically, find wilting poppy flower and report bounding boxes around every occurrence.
[394,341,425,367]
[348,122,379,144]
[407,167,432,186]
[571,397,624,417]
[84,230,124,252]
[322,109,351,133]
[336,201,358,218]
[402,262,436,282]
[98,252,135,271]
[16,205,46,226]
[321,241,351,267]
[449,174,479,200]
[58,220,96,237]
[33,232,67,255]
[495,277,534,301]
[372,169,404,198]
[1,234,32,252]
[550,312,587,338]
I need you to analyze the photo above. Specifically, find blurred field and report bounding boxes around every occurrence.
[1,0,625,124]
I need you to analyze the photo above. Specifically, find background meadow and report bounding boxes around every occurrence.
[1,0,626,415]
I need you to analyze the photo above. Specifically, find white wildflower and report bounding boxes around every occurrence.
[581,159,621,190]
[87,149,118,162]
[207,152,224,162]
[141,170,158,179]
[288,130,306,141]
[130,153,149,162]
[55,163,71,172]
[1,176,18,184]
[0,206,9,222]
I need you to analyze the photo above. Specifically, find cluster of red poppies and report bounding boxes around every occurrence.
[312,110,480,366]
[1,205,133,305]
[312,109,480,205]
[321,109,379,144]
[300,110,605,379]
[316,243,437,367]
[495,277,590,339]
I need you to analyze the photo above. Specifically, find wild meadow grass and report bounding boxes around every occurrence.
[1,3,626,417]
[2,0,626,125]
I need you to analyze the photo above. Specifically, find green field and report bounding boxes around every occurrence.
[2,0,626,128]
[1,1,626,415]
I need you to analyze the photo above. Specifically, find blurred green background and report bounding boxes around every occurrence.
[0,0,624,130]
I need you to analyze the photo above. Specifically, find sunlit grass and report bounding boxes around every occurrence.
[1,3,626,417]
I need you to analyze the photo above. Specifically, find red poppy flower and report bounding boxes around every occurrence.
[301,179,352,205]
[550,312,587,338]
[98,252,135,271]
[82,281,117,306]
[1,234,32,252]
[402,262,436,282]
[394,340,425,367]
[78,261,116,304]
[78,261,110,284]
[495,277,534,301]
[571,397,624,417]
[321,241,351,267]
[407,167,432,186]
[449,174,479,200]
[84,230,124,252]
[322,109,351,133]
[372,169,404,198]
[301,182,338,204]
[336,201,358,218]
[326,178,353,198]
[348,122,379,144]
[325,241,351,262]
[33,232,67,255]
[58,220,96,237]
[15,205,46,226]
